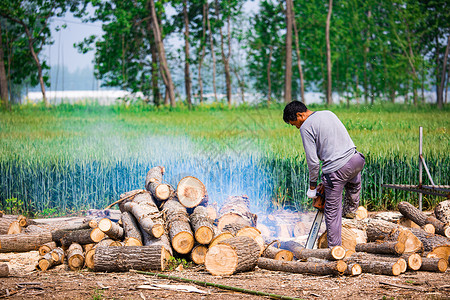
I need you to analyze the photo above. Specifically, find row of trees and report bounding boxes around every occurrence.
[0,0,449,109]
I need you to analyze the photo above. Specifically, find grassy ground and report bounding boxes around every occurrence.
[0,103,448,214]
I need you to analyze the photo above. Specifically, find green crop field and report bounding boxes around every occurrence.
[0,103,448,216]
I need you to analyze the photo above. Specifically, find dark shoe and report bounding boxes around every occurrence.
[343,212,356,219]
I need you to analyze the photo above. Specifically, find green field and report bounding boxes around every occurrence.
[0,103,449,215]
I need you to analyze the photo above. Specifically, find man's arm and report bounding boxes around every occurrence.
[301,129,320,189]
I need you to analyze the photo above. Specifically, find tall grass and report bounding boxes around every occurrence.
[0,103,448,214]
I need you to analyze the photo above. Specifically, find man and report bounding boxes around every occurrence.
[283,101,365,247]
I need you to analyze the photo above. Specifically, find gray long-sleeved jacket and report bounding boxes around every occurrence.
[299,110,356,186]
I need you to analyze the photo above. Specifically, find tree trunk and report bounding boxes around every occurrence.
[39,241,57,256]
[0,263,8,277]
[162,199,194,254]
[205,236,260,276]
[218,195,257,231]
[280,240,345,261]
[267,46,273,106]
[93,245,170,272]
[355,241,405,256]
[121,212,143,246]
[176,176,207,208]
[183,0,192,108]
[292,11,305,103]
[189,206,214,245]
[98,218,124,241]
[67,243,85,271]
[262,245,293,261]
[123,192,164,238]
[0,22,8,109]
[438,35,450,109]
[420,257,448,273]
[145,166,173,202]
[206,2,218,102]
[149,0,176,107]
[0,232,52,253]
[258,257,347,275]
[215,1,232,107]
[284,0,293,103]
[198,3,207,104]
[434,200,450,224]
[398,201,450,237]
[325,0,333,105]
[149,31,161,106]
[191,244,208,265]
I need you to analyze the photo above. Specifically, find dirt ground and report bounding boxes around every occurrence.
[1,251,449,300]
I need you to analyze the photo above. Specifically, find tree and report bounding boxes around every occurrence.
[284,0,293,103]
[0,21,8,108]
[325,0,333,105]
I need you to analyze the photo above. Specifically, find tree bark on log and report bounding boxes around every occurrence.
[56,229,98,247]
[434,200,450,224]
[189,206,214,245]
[350,260,401,276]
[39,241,57,256]
[408,228,450,252]
[0,263,9,277]
[176,176,207,208]
[348,252,407,273]
[93,245,170,272]
[398,201,450,237]
[123,192,164,238]
[257,257,347,275]
[191,244,208,265]
[401,253,422,270]
[280,240,346,260]
[121,212,143,246]
[145,166,173,201]
[209,230,234,249]
[218,195,257,231]
[205,236,260,276]
[162,199,194,254]
[0,232,52,253]
[0,218,20,234]
[141,227,173,256]
[426,245,450,260]
[262,245,294,261]
[355,241,405,255]
[85,239,116,269]
[420,257,448,273]
[67,243,85,271]
[98,218,124,240]
[235,227,264,255]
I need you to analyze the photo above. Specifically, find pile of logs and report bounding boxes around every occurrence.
[1,168,449,278]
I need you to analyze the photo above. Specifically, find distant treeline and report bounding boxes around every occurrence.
[0,0,449,108]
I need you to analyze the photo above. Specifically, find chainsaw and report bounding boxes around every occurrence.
[305,183,325,249]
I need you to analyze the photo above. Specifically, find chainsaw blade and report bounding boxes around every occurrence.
[305,210,324,249]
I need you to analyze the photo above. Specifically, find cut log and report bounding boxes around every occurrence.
[398,201,450,238]
[345,250,355,258]
[355,241,405,255]
[67,243,85,271]
[51,247,65,263]
[317,226,361,250]
[209,231,234,249]
[84,239,115,269]
[57,229,97,247]
[349,252,407,273]
[353,261,401,276]
[24,224,52,234]
[0,232,52,253]
[344,263,362,276]
[39,241,57,256]
[0,263,9,277]
[217,195,257,232]
[408,228,450,252]
[191,244,208,265]
[205,236,261,276]
[257,257,347,275]
[262,245,294,261]
[141,226,173,256]
[98,218,124,240]
[176,176,207,208]
[206,205,218,221]
[236,227,264,255]
[123,192,164,238]
[0,218,20,235]
[355,206,368,220]
[38,247,64,271]
[145,166,174,201]
[7,221,21,234]
[162,199,194,254]
[93,245,170,272]
[83,243,95,253]
[373,212,403,223]
[189,206,214,245]
[426,245,450,260]
[280,240,345,261]
[420,257,448,273]
[434,200,450,224]
[421,223,435,234]
[121,212,143,246]
[401,253,422,270]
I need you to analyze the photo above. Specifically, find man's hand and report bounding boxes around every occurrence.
[307,188,317,199]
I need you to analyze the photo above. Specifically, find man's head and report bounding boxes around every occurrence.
[283,101,311,129]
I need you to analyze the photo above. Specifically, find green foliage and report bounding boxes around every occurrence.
[91,288,104,300]
[167,256,193,270]
[4,197,24,214]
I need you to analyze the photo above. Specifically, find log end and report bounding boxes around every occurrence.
[394,242,405,255]
[172,231,195,254]
[39,245,52,256]
[355,206,368,220]
[205,244,237,276]
[406,253,422,270]
[331,246,346,260]
[349,263,362,276]
[422,224,435,234]
[274,250,294,261]
[336,260,348,274]
[444,226,450,238]
[155,184,171,200]
[68,255,84,271]
[161,247,171,271]
[344,250,355,259]
[98,218,113,232]
[195,226,214,245]
[124,237,143,247]
[392,263,402,276]
[85,249,95,269]
[437,259,448,273]
[38,259,51,271]
[398,258,407,273]
[152,224,165,239]
[90,228,106,243]
[209,232,234,249]
[177,176,206,208]
[191,245,208,265]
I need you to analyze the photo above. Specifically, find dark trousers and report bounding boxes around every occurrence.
[322,152,365,247]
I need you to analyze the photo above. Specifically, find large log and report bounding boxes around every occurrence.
[218,195,257,231]
[176,176,207,208]
[121,212,143,246]
[317,226,363,250]
[349,252,407,273]
[262,245,294,261]
[352,260,401,276]
[98,218,124,240]
[56,229,99,247]
[0,263,9,277]
[257,257,347,275]
[420,257,448,273]
[189,206,214,245]
[0,232,52,253]
[93,245,170,272]
[67,243,85,271]
[280,240,345,261]
[123,192,164,238]
[398,201,450,238]
[85,239,116,269]
[355,241,405,255]
[434,200,450,224]
[205,236,261,276]
[162,199,194,254]
[145,166,174,201]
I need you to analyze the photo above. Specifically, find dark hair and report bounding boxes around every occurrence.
[283,101,308,123]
